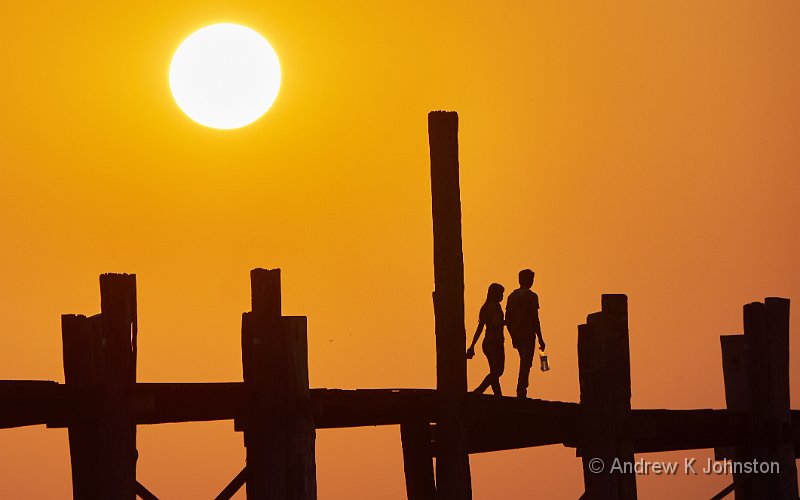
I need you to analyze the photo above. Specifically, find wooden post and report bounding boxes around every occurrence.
[62,274,138,500]
[401,422,436,500]
[243,268,286,500]
[62,313,103,500]
[242,268,316,500]
[98,273,138,500]
[744,299,797,499]
[717,334,753,498]
[428,110,471,499]
[577,295,637,500]
[284,315,317,500]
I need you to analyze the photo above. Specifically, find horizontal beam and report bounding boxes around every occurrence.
[462,396,584,454]
[134,383,246,425]
[3,380,800,456]
[0,380,92,429]
[630,409,748,454]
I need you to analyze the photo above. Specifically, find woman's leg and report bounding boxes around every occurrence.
[490,346,505,395]
[484,343,505,396]
[473,374,492,394]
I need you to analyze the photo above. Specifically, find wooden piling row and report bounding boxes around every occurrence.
[240,268,317,500]
[577,295,637,500]
[36,279,800,499]
[718,298,798,499]
[62,274,137,500]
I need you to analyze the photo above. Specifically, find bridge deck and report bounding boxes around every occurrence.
[2,380,798,456]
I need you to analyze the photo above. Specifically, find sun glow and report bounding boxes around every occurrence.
[169,23,281,129]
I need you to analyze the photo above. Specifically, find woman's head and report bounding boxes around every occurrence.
[487,283,505,303]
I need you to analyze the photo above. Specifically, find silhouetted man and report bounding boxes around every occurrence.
[505,269,546,398]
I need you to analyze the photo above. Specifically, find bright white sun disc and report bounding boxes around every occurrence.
[170,23,281,129]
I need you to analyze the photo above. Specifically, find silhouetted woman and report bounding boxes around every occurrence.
[466,283,505,395]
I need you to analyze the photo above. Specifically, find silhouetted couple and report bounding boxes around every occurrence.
[466,269,546,398]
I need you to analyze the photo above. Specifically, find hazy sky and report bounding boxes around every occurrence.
[1,1,799,498]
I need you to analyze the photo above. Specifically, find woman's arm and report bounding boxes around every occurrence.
[467,319,484,358]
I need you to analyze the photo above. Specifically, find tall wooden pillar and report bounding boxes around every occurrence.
[428,110,471,500]
[743,298,797,499]
[62,273,137,500]
[577,294,637,500]
[241,268,316,500]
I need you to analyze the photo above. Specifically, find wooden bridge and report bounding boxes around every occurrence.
[1,112,798,499]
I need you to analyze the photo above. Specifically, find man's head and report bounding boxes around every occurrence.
[518,269,534,289]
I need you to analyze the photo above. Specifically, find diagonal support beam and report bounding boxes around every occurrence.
[134,481,159,500]
[214,467,247,500]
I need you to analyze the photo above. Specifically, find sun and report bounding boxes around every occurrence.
[169,23,281,130]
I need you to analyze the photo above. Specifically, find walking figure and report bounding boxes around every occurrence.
[505,269,546,398]
[466,283,506,395]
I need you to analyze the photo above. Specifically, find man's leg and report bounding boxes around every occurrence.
[516,342,534,398]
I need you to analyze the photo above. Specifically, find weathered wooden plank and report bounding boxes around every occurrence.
[429,110,471,500]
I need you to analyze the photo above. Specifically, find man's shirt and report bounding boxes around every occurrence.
[505,288,541,340]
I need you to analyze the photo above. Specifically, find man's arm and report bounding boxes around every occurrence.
[533,313,545,350]
[532,293,545,350]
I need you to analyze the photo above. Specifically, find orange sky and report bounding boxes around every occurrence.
[1,1,800,498]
